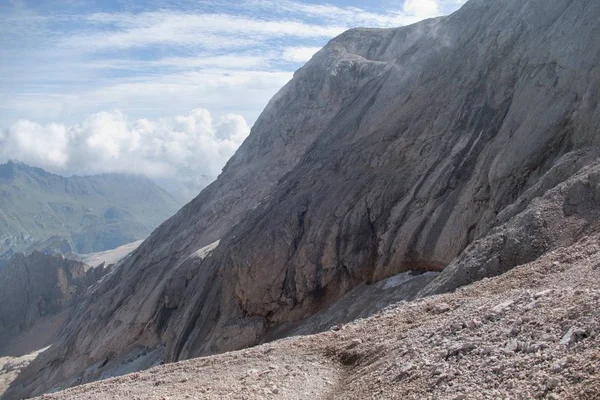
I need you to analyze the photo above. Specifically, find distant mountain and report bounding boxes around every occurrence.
[0,161,182,258]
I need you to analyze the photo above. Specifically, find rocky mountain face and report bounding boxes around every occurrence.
[25,231,600,399]
[0,161,181,259]
[0,252,109,356]
[6,0,600,398]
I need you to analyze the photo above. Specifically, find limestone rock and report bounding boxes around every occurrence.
[0,252,109,355]
[560,327,589,346]
[7,0,600,398]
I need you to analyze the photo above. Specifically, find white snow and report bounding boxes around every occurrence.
[193,240,220,260]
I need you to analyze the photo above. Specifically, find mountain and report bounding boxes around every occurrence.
[6,0,600,397]
[0,252,110,357]
[22,232,600,399]
[0,161,182,258]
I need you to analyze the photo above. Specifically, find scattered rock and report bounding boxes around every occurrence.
[560,327,589,346]
[492,300,515,314]
[393,362,415,382]
[533,290,553,299]
[466,318,482,329]
[9,3,600,399]
[524,300,539,311]
[546,377,560,390]
[479,347,493,356]
[431,364,445,376]
[346,339,362,350]
[506,339,520,353]
[434,303,452,314]
[19,233,600,400]
[446,343,476,358]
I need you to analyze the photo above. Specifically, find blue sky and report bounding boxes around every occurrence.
[0,0,467,199]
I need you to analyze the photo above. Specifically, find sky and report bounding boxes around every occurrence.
[0,0,467,200]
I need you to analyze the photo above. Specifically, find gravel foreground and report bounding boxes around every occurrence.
[36,234,600,400]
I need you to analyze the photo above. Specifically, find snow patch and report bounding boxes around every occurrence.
[193,240,220,260]
[382,271,434,290]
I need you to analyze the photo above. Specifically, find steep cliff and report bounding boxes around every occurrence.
[7,0,600,398]
[0,252,109,356]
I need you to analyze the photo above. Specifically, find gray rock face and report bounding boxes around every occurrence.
[419,162,600,296]
[6,0,600,398]
[0,252,109,354]
[263,270,439,341]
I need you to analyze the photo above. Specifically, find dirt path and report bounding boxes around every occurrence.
[37,345,342,400]
[37,234,600,399]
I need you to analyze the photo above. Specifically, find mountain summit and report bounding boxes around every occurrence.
[6,0,600,397]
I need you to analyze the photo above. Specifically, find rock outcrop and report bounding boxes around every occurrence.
[420,161,600,296]
[0,252,109,356]
[6,0,600,398]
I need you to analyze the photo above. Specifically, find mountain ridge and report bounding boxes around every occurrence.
[0,160,182,258]
[5,0,600,397]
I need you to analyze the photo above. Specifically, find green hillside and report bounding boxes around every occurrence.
[0,161,182,258]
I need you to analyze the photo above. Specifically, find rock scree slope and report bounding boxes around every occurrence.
[6,0,600,397]
[31,231,600,399]
[0,252,110,357]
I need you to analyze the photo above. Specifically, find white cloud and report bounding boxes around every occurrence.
[403,0,441,19]
[2,69,293,130]
[282,46,321,63]
[0,109,251,200]
[49,54,273,73]
[0,0,470,200]
[0,0,470,131]
[60,12,347,53]
[3,120,69,168]
[145,54,271,70]
[244,0,446,27]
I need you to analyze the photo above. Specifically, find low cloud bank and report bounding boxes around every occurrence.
[1,109,250,200]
